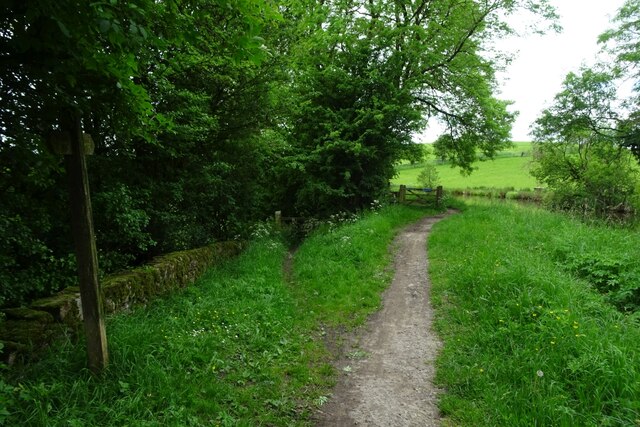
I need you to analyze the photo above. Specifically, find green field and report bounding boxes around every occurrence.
[394,142,540,190]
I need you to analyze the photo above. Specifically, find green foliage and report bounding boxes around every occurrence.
[0,0,281,306]
[0,144,77,305]
[531,69,640,216]
[0,341,13,426]
[417,164,441,189]
[429,202,640,425]
[598,0,640,162]
[92,184,155,272]
[0,0,557,307]
[281,0,555,215]
[550,221,640,314]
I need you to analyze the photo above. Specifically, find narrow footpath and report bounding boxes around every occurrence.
[314,211,455,426]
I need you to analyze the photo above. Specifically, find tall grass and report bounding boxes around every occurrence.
[2,205,434,426]
[429,202,640,425]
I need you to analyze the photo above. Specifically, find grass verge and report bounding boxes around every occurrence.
[1,205,435,426]
[429,201,640,425]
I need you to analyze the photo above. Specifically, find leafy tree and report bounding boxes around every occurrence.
[0,0,280,306]
[417,164,441,189]
[281,0,555,215]
[531,69,640,215]
[600,0,640,162]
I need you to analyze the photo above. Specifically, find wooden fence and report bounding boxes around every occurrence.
[273,185,444,227]
[392,185,443,206]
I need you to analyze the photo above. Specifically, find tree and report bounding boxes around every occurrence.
[600,0,640,162]
[531,69,640,215]
[417,164,441,189]
[0,0,280,306]
[279,0,555,215]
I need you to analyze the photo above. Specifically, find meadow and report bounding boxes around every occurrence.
[394,142,540,190]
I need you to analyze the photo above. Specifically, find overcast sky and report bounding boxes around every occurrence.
[422,0,628,142]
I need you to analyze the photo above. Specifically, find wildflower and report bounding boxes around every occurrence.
[536,370,544,378]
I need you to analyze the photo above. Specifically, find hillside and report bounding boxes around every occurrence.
[394,142,540,190]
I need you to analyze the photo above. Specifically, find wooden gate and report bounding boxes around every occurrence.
[394,185,443,206]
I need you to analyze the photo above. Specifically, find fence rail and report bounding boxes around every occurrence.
[392,185,443,206]
[273,185,443,227]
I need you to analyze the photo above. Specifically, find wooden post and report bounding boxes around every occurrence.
[64,111,108,373]
[275,210,282,229]
[436,185,443,206]
[398,185,407,204]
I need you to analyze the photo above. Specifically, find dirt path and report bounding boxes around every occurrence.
[314,211,454,426]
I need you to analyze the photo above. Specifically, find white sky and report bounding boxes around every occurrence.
[420,0,628,142]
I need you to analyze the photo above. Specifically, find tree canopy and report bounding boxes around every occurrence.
[1,0,556,306]
[531,0,640,216]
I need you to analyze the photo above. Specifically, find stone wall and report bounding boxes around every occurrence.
[0,241,243,364]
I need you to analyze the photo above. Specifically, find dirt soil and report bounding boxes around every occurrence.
[314,211,455,427]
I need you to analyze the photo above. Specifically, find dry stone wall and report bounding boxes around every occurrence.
[0,241,243,364]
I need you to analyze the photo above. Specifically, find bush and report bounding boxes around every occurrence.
[417,163,440,189]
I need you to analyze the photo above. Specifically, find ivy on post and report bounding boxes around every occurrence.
[60,110,109,373]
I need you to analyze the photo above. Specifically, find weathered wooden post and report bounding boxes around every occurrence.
[436,185,443,206]
[61,111,108,373]
[398,185,407,204]
[275,210,282,229]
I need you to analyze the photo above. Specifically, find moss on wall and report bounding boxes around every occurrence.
[0,241,244,364]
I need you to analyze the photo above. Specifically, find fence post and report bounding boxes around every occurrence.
[398,185,407,203]
[275,210,282,229]
[436,185,443,206]
[64,111,108,374]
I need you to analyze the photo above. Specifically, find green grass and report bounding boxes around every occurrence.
[429,201,640,425]
[6,199,638,426]
[1,205,434,426]
[292,206,436,329]
[394,142,540,190]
